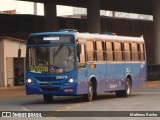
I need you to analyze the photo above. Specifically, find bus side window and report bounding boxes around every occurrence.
[139,43,145,61]
[96,41,104,62]
[106,42,113,61]
[114,42,123,62]
[86,40,95,61]
[78,44,86,68]
[124,43,131,61]
[131,43,139,61]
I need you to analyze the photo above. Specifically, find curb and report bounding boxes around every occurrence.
[145,81,160,87]
[0,86,25,90]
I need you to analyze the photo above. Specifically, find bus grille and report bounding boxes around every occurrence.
[39,83,61,86]
[41,87,60,92]
[35,77,57,81]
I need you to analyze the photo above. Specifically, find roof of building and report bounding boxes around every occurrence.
[0,36,26,43]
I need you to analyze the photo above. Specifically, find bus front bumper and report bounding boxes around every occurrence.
[26,84,77,96]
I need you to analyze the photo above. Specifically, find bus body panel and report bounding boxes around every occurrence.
[129,62,141,89]
[77,68,88,94]
[76,62,147,94]
[140,62,147,86]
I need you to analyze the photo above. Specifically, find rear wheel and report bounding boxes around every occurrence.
[83,81,94,102]
[43,94,53,103]
[116,78,131,97]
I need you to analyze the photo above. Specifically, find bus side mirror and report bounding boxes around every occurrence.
[77,44,81,54]
[18,48,21,57]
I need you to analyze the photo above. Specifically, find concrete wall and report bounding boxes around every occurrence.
[1,38,26,87]
[0,40,5,86]
[3,39,26,58]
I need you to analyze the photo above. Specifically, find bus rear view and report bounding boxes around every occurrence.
[26,32,78,103]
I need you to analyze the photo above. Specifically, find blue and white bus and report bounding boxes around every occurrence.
[26,30,146,103]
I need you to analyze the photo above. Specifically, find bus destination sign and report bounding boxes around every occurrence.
[28,34,75,44]
[43,37,59,41]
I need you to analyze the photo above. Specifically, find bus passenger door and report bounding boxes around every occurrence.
[77,44,88,94]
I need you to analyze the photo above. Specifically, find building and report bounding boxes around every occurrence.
[0,37,26,87]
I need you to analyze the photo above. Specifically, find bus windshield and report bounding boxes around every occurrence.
[27,45,75,74]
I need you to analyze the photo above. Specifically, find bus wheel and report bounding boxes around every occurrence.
[83,81,93,102]
[116,78,131,97]
[43,94,53,103]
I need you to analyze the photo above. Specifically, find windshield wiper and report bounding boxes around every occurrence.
[53,45,63,57]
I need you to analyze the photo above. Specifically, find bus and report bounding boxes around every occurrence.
[26,29,146,103]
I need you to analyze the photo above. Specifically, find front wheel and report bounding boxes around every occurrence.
[83,81,94,102]
[116,78,132,97]
[43,94,53,103]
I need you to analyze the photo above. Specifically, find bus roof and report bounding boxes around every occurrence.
[76,33,144,43]
[29,31,75,37]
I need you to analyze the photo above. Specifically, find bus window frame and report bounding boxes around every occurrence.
[131,42,139,61]
[113,42,123,62]
[124,42,131,62]
[77,43,87,69]
[139,43,145,61]
[86,40,96,62]
[95,40,105,62]
[105,41,114,62]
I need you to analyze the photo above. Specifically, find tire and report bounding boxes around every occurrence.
[83,81,94,102]
[43,94,53,103]
[116,78,131,97]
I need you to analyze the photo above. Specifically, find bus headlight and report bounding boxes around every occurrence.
[27,78,32,83]
[27,78,35,85]
[68,78,74,83]
[65,78,74,86]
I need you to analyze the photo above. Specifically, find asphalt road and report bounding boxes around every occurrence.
[0,82,160,120]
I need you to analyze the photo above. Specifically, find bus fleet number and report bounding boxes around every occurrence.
[56,76,68,80]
